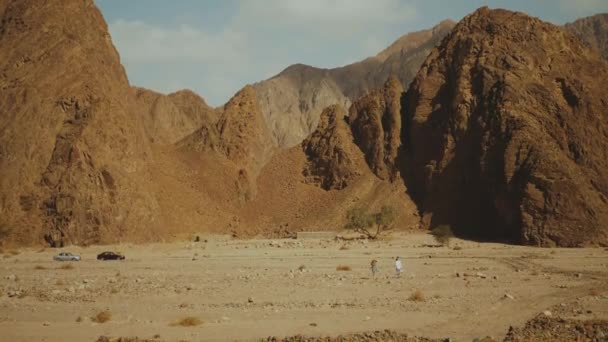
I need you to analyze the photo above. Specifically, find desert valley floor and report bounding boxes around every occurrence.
[0,233,607,341]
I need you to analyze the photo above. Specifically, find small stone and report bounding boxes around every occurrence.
[108,278,117,284]
[248,297,254,303]
[135,278,143,283]
[67,286,75,293]
[476,272,487,279]
[542,310,552,317]
[42,321,50,326]
[82,279,91,284]
[364,316,371,321]
[221,316,230,321]
[576,273,583,278]
[6,274,16,281]
[7,290,18,297]
[309,322,317,327]
[504,293,515,300]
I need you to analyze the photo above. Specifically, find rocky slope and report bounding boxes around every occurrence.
[402,7,608,246]
[253,20,455,148]
[0,0,161,246]
[565,13,608,60]
[133,87,216,145]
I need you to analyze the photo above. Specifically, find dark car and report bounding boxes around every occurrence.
[97,251,125,260]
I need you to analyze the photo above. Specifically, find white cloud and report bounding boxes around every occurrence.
[109,20,245,64]
[106,1,418,105]
[558,0,608,15]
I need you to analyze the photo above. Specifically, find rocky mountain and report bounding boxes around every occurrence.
[134,87,216,145]
[253,20,455,148]
[349,76,403,181]
[302,105,365,190]
[0,0,161,246]
[402,7,608,246]
[565,13,608,60]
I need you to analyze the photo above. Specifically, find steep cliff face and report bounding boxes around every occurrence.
[349,76,404,181]
[253,20,455,148]
[403,7,608,246]
[0,0,160,246]
[565,13,608,60]
[302,105,365,190]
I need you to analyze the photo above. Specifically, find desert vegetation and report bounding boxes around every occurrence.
[345,205,396,239]
[91,310,112,323]
[430,225,453,247]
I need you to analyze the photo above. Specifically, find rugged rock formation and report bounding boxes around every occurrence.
[302,105,365,190]
[253,20,455,148]
[168,89,217,125]
[349,76,404,181]
[403,7,608,246]
[215,86,276,175]
[565,13,608,60]
[0,0,160,245]
[134,87,215,145]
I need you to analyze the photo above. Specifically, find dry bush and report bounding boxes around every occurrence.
[408,289,426,302]
[91,310,112,323]
[59,263,74,270]
[430,225,453,247]
[336,265,352,271]
[34,265,46,270]
[172,316,203,327]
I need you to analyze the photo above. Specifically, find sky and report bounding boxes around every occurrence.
[95,0,608,106]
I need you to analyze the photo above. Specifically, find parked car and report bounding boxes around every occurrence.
[97,251,125,260]
[53,252,81,261]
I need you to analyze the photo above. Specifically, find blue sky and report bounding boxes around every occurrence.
[95,0,608,106]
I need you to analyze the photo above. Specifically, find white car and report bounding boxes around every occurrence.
[53,252,81,261]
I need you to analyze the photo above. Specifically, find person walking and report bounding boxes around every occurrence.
[370,259,379,278]
[395,256,403,278]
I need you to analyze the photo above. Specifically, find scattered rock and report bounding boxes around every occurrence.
[6,275,16,281]
[504,293,515,300]
[248,297,254,304]
[543,310,552,317]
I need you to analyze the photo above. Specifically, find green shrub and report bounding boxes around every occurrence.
[345,205,396,239]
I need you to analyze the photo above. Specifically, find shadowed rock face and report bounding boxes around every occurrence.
[302,105,365,190]
[254,20,455,148]
[403,7,608,246]
[349,76,404,181]
[565,13,608,60]
[0,0,161,246]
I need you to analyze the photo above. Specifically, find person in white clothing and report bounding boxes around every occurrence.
[395,256,403,277]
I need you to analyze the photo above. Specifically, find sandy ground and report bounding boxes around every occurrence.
[0,233,607,342]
